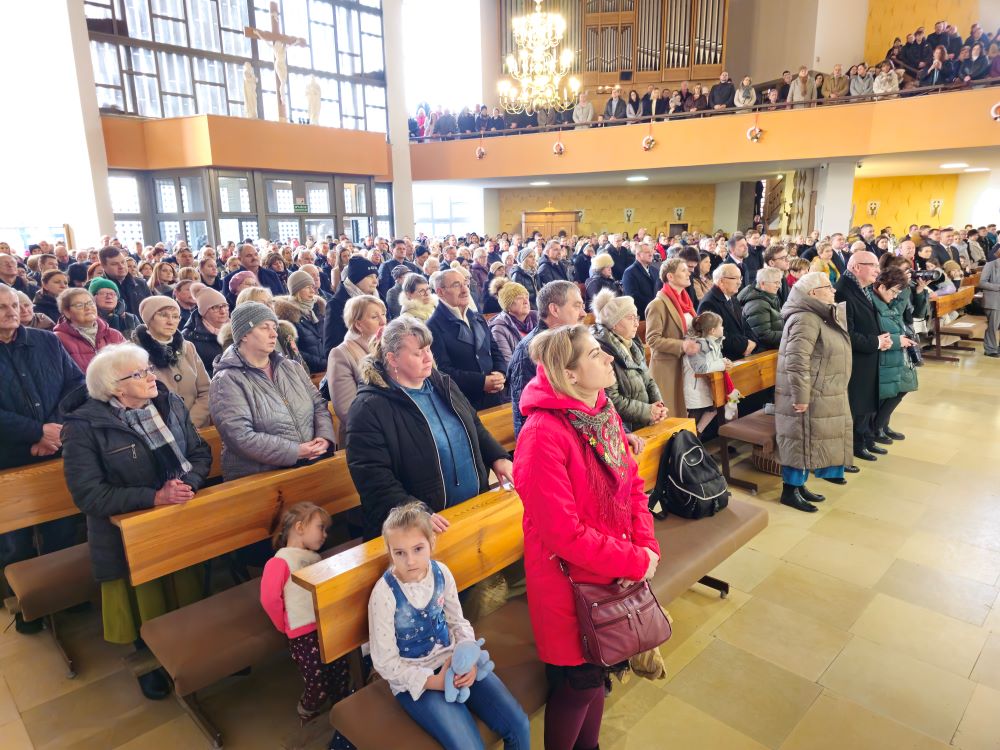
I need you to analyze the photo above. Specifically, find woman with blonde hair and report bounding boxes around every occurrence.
[326,293,387,446]
[513,323,660,750]
[148,261,176,295]
[809,241,840,285]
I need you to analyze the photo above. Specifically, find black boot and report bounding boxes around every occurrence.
[780,484,817,513]
[822,476,848,485]
[137,668,170,700]
[798,484,826,503]
[884,427,905,440]
[866,444,888,455]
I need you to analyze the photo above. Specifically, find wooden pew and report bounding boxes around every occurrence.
[112,402,515,586]
[696,350,779,410]
[962,271,982,288]
[926,286,977,362]
[294,417,695,664]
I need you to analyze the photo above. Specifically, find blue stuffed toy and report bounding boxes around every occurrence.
[444,637,495,703]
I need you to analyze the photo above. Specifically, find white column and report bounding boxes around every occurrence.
[483,189,501,235]
[812,0,868,70]
[0,0,113,247]
[954,158,1000,228]
[382,0,415,237]
[712,182,742,234]
[814,161,856,236]
[479,0,501,106]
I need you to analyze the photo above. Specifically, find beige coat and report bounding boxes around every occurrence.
[326,331,370,446]
[645,292,688,419]
[157,340,212,428]
[774,286,853,470]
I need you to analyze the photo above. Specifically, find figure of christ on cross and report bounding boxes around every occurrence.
[244,1,308,123]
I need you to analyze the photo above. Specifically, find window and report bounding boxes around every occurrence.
[88,0,387,132]
[374,184,392,238]
[152,173,212,248]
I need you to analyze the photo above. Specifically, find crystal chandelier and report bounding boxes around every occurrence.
[498,0,580,114]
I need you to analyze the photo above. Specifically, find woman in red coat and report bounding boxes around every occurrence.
[513,324,660,750]
[53,288,125,372]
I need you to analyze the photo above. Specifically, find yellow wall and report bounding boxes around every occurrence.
[497,185,716,237]
[851,175,958,232]
[863,0,980,66]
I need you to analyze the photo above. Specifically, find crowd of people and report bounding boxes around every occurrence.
[1,212,998,749]
[409,20,999,139]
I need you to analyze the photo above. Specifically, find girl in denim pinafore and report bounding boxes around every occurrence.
[367,502,530,750]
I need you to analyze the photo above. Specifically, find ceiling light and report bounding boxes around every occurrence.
[529,181,550,186]
[964,167,990,173]
[626,175,649,182]
[939,162,969,169]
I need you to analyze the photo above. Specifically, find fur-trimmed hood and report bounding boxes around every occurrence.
[131,324,185,368]
[272,294,326,325]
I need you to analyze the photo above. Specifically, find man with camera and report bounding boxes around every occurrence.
[836,251,893,462]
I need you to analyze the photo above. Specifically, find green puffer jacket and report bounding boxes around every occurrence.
[591,323,662,433]
[737,284,783,350]
[872,295,918,400]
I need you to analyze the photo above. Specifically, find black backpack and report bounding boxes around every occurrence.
[648,430,730,520]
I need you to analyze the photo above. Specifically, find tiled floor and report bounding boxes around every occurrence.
[2,333,999,749]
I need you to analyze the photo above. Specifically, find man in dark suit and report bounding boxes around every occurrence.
[606,234,636,281]
[622,243,658,320]
[829,233,851,274]
[377,239,420,299]
[536,241,570,286]
[603,85,627,124]
[926,228,951,267]
[763,244,791,305]
[723,236,753,289]
[697,263,756,361]
[427,268,508,410]
[858,224,881,256]
[835,251,892,462]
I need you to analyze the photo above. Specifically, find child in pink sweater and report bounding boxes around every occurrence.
[260,502,351,722]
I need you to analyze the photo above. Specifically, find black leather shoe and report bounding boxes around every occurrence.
[883,428,905,440]
[844,465,861,473]
[873,432,893,445]
[798,485,826,502]
[985,352,1000,358]
[780,484,818,513]
[137,668,171,700]
[867,444,888,455]
[854,450,878,461]
[822,477,848,485]
[14,613,43,635]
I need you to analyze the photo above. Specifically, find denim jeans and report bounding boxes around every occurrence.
[395,671,530,750]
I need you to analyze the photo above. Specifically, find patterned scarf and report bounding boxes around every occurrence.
[661,283,695,333]
[566,400,631,530]
[111,397,192,477]
[291,295,318,323]
[844,270,874,304]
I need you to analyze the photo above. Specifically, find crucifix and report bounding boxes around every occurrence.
[244,1,307,123]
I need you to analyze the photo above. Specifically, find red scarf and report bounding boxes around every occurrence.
[660,283,695,333]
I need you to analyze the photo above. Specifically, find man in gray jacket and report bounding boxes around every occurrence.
[979,256,1000,358]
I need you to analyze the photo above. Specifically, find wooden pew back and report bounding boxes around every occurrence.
[933,286,975,317]
[962,272,982,288]
[294,417,695,664]
[112,402,514,586]
[695,350,779,409]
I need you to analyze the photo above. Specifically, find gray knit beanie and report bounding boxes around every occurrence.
[230,301,279,346]
[287,269,315,296]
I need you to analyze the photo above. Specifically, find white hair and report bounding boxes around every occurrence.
[712,263,741,283]
[86,343,150,402]
[756,267,782,285]
[793,271,831,294]
[430,268,462,292]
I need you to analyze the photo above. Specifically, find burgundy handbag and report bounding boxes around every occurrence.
[560,561,672,667]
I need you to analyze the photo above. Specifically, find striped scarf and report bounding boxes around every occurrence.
[111,398,192,477]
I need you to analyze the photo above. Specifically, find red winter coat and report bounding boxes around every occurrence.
[513,365,659,666]
[54,317,125,373]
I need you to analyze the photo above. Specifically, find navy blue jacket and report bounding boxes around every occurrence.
[507,320,548,437]
[621,261,658,320]
[606,246,636,281]
[377,259,421,299]
[536,257,569,286]
[0,326,85,469]
[322,283,352,354]
[106,272,151,317]
[426,303,509,410]
[222,265,286,305]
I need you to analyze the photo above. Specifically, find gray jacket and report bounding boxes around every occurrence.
[209,346,335,480]
[980,258,1000,310]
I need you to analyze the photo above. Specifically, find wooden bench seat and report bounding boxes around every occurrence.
[926,286,977,362]
[717,410,777,495]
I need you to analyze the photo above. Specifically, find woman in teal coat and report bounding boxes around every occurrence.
[871,266,918,444]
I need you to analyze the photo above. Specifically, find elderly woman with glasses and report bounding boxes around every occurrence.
[61,342,212,700]
[774,272,853,513]
[53,288,126,372]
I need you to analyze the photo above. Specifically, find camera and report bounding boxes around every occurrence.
[913,270,938,281]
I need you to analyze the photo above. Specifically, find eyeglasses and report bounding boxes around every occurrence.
[118,366,156,381]
[69,301,97,310]
[856,262,879,267]
[811,285,834,292]
[442,281,471,290]
[155,312,182,321]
